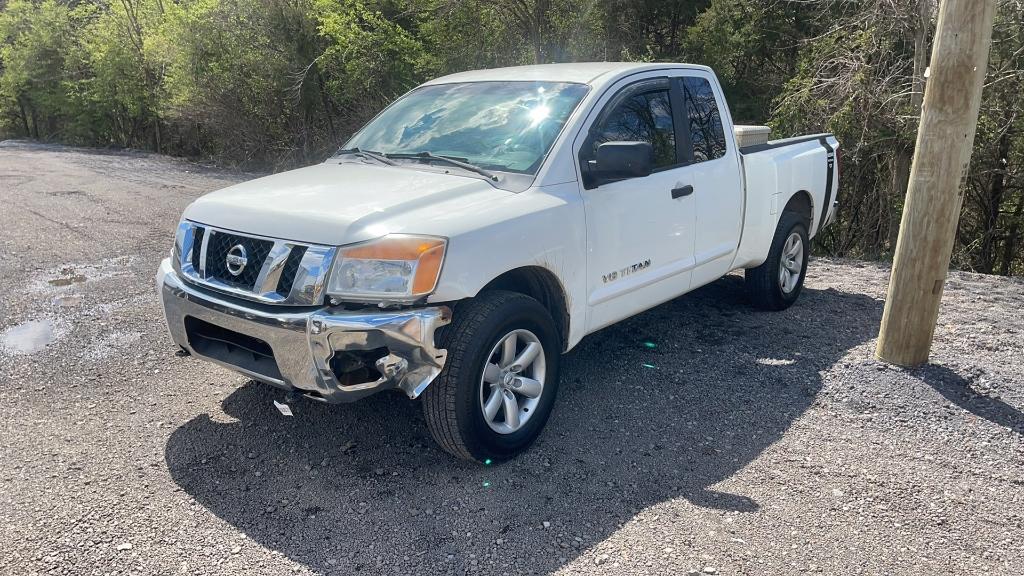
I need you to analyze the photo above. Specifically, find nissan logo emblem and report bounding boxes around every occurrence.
[225,244,248,276]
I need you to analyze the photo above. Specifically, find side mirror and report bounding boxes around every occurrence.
[590,141,653,182]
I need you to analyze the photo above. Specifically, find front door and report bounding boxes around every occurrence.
[579,77,697,332]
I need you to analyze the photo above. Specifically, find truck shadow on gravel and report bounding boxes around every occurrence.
[165,275,882,574]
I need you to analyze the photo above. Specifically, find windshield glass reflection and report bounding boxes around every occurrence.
[345,81,590,175]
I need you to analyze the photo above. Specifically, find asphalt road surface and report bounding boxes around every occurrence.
[2,141,1023,575]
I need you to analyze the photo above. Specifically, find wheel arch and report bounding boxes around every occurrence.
[783,190,814,223]
[477,266,570,352]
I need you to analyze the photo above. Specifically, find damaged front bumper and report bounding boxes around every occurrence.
[156,258,450,403]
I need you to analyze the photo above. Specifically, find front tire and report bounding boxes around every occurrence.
[744,211,810,310]
[422,291,561,463]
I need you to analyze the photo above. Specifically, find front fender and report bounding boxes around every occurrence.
[428,182,588,350]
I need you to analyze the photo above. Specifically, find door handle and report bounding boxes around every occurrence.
[671,185,694,199]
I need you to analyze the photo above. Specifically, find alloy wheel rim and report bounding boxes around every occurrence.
[478,329,546,434]
[779,232,804,294]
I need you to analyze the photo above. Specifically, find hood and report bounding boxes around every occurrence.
[183,160,511,246]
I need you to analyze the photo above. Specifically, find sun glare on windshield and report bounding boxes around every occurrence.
[344,81,589,175]
[528,104,551,126]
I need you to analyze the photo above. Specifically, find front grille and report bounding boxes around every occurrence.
[191,227,205,270]
[204,230,273,289]
[274,243,305,295]
[176,221,335,306]
[276,245,307,297]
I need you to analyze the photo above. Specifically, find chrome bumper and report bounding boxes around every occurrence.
[157,258,450,403]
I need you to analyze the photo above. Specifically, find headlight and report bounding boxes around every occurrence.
[171,220,191,274]
[326,234,447,302]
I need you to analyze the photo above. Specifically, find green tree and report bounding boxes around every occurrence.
[71,0,166,149]
[152,0,329,166]
[0,0,78,139]
[959,1,1024,274]
[685,0,811,122]
[771,0,930,258]
[314,0,427,127]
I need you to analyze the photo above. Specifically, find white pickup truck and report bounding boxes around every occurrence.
[157,62,839,462]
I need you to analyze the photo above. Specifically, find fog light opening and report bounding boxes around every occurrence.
[329,347,390,386]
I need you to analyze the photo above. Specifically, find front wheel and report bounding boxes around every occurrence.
[744,211,810,310]
[422,291,561,463]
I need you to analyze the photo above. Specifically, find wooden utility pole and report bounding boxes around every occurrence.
[876,0,997,367]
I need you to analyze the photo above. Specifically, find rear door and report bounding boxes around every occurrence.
[577,76,698,332]
[676,73,745,287]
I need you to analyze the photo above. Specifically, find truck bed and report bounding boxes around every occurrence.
[734,133,839,269]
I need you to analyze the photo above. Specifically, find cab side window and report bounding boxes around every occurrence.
[679,77,727,163]
[590,89,676,169]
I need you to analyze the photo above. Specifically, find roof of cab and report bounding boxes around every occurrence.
[423,62,712,88]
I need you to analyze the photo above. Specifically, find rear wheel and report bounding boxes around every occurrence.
[422,291,561,463]
[744,211,809,310]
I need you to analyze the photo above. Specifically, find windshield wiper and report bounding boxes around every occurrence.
[335,147,397,166]
[388,151,499,181]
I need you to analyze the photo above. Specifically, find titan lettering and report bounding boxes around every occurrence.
[602,259,651,283]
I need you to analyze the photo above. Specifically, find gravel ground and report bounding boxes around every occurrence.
[1,140,1022,576]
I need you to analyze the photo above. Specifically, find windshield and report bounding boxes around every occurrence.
[344,81,590,175]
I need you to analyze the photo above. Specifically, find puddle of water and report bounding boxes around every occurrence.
[48,274,87,287]
[53,294,83,307]
[1,319,58,354]
[31,258,132,293]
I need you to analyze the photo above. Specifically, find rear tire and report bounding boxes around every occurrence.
[744,211,809,311]
[422,291,561,463]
